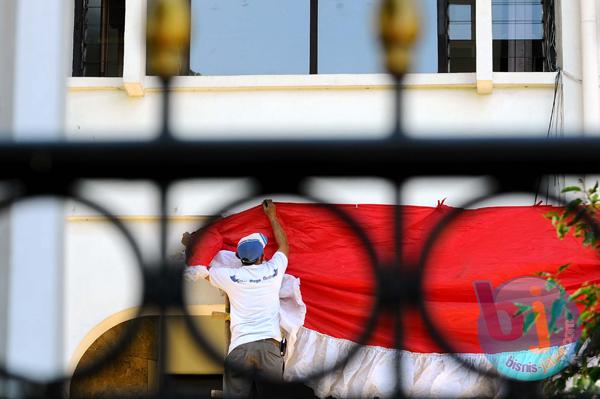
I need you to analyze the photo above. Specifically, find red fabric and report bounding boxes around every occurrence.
[187,203,600,353]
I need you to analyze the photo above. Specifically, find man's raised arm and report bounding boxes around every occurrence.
[263,200,289,257]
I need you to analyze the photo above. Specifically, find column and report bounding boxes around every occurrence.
[476,0,493,94]
[5,0,68,381]
[123,0,148,96]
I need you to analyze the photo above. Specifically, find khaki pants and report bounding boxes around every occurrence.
[224,339,284,398]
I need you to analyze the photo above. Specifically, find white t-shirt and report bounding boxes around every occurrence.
[209,251,288,353]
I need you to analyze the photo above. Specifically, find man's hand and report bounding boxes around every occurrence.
[181,232,192,247]
[262,199,289,256]
[263,199,277,219]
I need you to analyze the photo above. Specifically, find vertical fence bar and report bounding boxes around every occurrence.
[157,183,169,396]
[393,79,403,139]
[393,179,405,398]
[160,79,172,141]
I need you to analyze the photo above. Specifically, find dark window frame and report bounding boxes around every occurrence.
[72,0,126,77]
[72,0,86,77]
[437,0,477,73]
[491,0,556,72]
[309,0,318,74]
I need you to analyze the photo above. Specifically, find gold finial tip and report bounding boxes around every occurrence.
[379,0,420,77]
[147,0,191,78]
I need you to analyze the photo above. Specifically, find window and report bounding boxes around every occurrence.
[317,0,439,74]
[142,0,556,77]
[438,0,476,73]
[72,0,125,77]
[492,0,555,72]
[149,0,442,76]
[317,0,382,74]
[188,0,310,76]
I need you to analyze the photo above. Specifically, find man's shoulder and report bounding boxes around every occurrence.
[267,252,288,269]
[269,251,287,261]
[209,265,232,284]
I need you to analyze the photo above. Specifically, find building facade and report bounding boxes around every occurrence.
[1,0,600,396]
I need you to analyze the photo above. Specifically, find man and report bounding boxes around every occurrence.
[207,199,289,398]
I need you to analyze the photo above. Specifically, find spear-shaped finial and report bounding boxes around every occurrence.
[379,0,420,77]
[147,0,191,78]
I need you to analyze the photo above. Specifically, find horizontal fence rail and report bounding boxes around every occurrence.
[0,138,599,179]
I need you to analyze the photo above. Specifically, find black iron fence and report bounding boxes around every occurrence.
[2,1,600,397]
[1,83,599,399]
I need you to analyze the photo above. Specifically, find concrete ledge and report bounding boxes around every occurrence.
[124,82,145,97]
[67,77,123,91]
[493,72,559,88]
[143,73,477,91]
[67,73,558,93]
[477,79,494,94]
[66,215,211,222]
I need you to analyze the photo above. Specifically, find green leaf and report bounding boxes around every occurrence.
[557,223,570,239]
[536,271,552,279]
[590,181,599,194]
[588,366,600,381]
[578,310,592,326]
[569,287,587,301]
[558,263,571,274]
[553,375,567,392]
[562,186,583,193]
[565,308,574,321]
[548,297,566,334]
[584,231,595,247]
[567,198,584,211]
[576,375,592,390]
[545,278,558,291]
[514,302,532,317]
[545,211,561,221]
[523,312,539,334]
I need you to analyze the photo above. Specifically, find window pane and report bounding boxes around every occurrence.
[188,0,310,76]
[448,4,472,40]
[413,0,439,73]
[440,0,476,73]
[318,0,438,74]
[492,0,547,72]
[492,0,543,40]
[317,0,381,74]
[72,0,125,77]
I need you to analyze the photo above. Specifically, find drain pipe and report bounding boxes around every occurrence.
[581,0,600,134]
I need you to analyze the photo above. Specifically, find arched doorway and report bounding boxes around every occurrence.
[70,316,226,398]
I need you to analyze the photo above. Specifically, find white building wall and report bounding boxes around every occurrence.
[62,70,565,371]
[2,0,597,378]
[66,74,561,140]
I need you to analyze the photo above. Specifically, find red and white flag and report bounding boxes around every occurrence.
[188,203,599,397]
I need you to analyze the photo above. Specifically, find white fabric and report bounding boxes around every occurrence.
[186,250,306,355]
[278,272,307,361]
[285,328,582,398]
[285,327,504,398]
[183,265,210,281]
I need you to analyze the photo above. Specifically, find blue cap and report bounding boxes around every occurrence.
[236,233,268,264]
